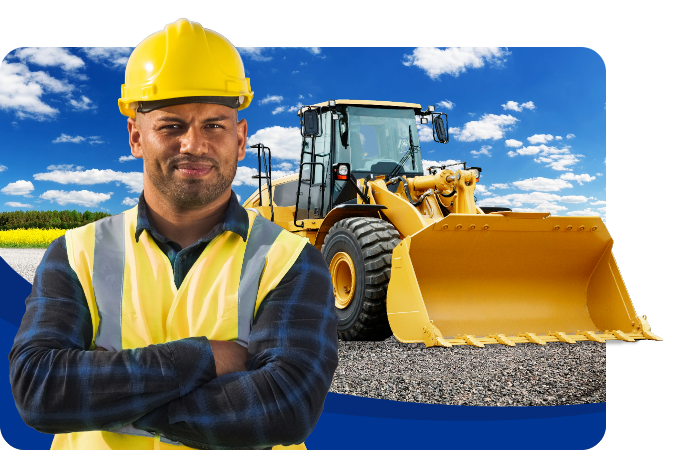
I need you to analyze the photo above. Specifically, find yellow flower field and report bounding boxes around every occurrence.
[0,228,66,248]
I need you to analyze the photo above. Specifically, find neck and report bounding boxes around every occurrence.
[143,182,232,249]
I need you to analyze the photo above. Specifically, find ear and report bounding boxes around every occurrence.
[236,118,247,162]
[128,117,144,159]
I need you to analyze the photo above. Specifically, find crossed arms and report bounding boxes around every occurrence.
[9,237,339,450]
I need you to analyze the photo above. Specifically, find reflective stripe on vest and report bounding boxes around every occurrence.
[58,205,309,450]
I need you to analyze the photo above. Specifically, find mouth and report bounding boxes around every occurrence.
[175,164,214,178]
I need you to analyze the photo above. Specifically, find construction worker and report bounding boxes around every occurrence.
[9,19,339,450]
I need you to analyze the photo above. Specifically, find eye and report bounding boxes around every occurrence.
[205,123,225,129]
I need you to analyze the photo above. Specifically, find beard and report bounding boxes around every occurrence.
[146,154,237,209]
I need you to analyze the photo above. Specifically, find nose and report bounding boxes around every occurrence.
[179,126,208,155]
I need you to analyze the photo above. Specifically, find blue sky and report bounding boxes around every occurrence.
[0,46,605,218]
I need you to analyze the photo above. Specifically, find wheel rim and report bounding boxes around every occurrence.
[330,252,356,309]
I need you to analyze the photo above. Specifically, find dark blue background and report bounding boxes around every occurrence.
[0,257,605,449]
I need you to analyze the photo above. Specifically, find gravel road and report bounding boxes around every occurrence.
[1,248,605,407]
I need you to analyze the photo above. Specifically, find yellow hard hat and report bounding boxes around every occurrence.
[118,19,253,118]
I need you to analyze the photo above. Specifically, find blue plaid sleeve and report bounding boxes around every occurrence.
[8,237,217,434]
[133,243,339,449]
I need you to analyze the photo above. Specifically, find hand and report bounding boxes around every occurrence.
[208,340,248,377]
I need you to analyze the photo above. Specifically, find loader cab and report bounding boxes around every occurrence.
[295,101,426,223]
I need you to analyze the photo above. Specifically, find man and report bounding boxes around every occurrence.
[9,19,339,450]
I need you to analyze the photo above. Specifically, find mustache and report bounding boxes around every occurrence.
[165,155,218,168]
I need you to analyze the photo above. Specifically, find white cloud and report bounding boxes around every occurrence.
[276,162,294,170]
[470,145,492,158]
[481,194,582,209]
[40,190,112,207]
[298,95,304,100]
[477,191,583,213]
[474,184,491,196]
[69,95,95,111]
[272,106,286,115]
[449,114,518,142]
[232,166,296,187]
[527,134,554,144]
[534,153,581,171]
[52,134,85,143]
[81,47,132,67]
[596,172,603,176]
[47,164,83,171]
[1,180,34,196]
[555,136,563,140]
[490,183,510,189]
[421,159,463,174]
[590,200,606,206]
[512,177,573,191]
[566,133,576,139]
[0,165,7,172]
[259,94,283,105]
[119,155,137,162]
[237,47,321,61]
[507,151,518,157]
[246,126,302,160]
[287,103,303,113]
[436,100,455,110]
[122,197,138,206]
[507,144,582,171]
[501,100,535,112]
[4,202,33,208]
[52,134,102,144]
[505,139,522,148]
[34,168,144,193]
[559,195,588,203]
[238,47,272,61]
[402,47,509,79]
[501,101,520,111]
[560,172,596,185]
[417,125,434,142]
[566,208,600,217]
[0,62,74,120]
[14,48,85,71]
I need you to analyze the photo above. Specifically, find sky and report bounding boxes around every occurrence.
[0,46,606,218]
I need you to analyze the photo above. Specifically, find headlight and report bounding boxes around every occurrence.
[470,168,480,179]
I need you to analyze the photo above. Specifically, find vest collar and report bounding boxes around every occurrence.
[134,190,249,243]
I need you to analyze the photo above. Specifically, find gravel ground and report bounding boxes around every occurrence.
[2,248,605,407]
[0,248,46,283]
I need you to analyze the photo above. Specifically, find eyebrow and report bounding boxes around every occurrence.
[154,115,231,124]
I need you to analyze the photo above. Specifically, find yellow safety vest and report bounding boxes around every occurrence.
[55,205,309,450]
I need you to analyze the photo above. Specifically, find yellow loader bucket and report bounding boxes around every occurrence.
[386,212,661,347]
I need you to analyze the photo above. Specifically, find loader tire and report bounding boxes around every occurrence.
[322,217,401,341]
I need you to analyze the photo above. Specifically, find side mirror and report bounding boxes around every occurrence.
[339,117,349,148]
[302,109,320,136]
[433,114,449,144]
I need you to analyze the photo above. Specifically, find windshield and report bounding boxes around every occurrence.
[336,106,422,175]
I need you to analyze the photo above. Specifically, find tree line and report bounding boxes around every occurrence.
[0,210,111,230]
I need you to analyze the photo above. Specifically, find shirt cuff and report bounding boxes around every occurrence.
[165,336,216,397]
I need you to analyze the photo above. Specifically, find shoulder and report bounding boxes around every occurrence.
[248,213,309,250]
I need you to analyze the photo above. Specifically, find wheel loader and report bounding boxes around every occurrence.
[243,99,661,347]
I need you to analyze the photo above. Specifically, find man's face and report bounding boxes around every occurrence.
[127,103,247,209]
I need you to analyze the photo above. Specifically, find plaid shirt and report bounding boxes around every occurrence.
[9,192,339,450]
